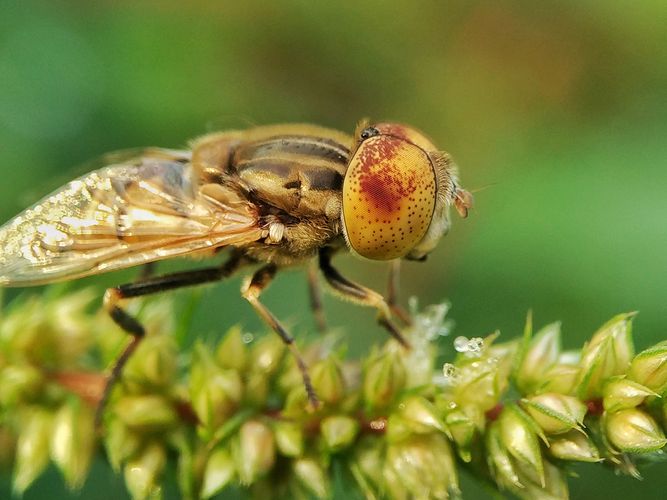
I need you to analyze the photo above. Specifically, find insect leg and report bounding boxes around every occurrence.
[319,248,410,348]
[307,262,327,333]
[241,265,318,409]
[387,260,412,326]
[97,253,245,425]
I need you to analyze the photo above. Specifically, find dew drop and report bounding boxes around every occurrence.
[454,336,469,352]
[468,337,484,353]
[442,363,457,378]
[454,335,484,355]
[242,333,254,344]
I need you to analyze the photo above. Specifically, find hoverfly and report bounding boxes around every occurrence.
[0,121,472,421]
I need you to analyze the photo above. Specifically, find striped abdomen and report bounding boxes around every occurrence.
[232,132,352,217]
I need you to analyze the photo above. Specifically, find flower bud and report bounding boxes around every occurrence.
[123,442,166,500]
[395,395,447,435]
[384,433,459,499]
[250,335,285,375]
[282,385,310,418]
[115,395,179,432]
[124,336,177,389]
[442,354,505,415]
[381,464,408,500]
[235,420,275,484]
[605,408,667,452]
[548,430,600,462]
[498,405,544,485]
[105,419,142,472]
[486,422,522,490]
[276,354,304,395]
[515,322,561,394]
[3,298,44,353]
[519,458,569,500]
[363,351,406,409]
[48,292,97,364]
[320,415,359,452]
[311,357,346,406]
[190,344,242,430]
[4,290,90,366]
[627,343,667,394]
[603,377,657,412]
[201,448,235,499]
[350,438,383,495]
[137,295,176,336]
[13,408,53,493]
[444,408,475,462]
[0,364,43,406]
[385,414,414,442]
[244,372,269,407]
[576,313,635,399]
[539,363,579,395]
[521,393,586,435]
[293,456,330,499]
[273,421,304,457]
[216,325,248,371]
[50,401,95,489]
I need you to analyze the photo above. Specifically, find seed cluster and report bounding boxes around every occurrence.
[2,293,665,500]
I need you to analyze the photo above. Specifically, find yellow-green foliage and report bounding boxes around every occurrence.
[1,292,666,499]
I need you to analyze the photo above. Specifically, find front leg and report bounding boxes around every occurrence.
[318,247,410,348]
[241,264,318,409]
[387,259,412,326]
[307,261,327,333]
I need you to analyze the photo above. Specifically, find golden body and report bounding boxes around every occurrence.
[194,124,354,265]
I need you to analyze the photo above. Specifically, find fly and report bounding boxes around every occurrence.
[0,120,473,422]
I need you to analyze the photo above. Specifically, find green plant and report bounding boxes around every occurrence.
[1,290,666,499]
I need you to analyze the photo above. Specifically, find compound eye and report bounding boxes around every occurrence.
[342,135,437,260]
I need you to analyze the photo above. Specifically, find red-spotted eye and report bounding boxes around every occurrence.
[342,130,437,260]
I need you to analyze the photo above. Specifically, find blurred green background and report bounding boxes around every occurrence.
[1,0,666,498]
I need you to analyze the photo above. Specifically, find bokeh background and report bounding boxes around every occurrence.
[1,0,666,498]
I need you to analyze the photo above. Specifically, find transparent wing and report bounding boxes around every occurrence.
[0,149,262,286]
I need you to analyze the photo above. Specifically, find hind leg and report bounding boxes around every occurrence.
[97,253,245,425]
